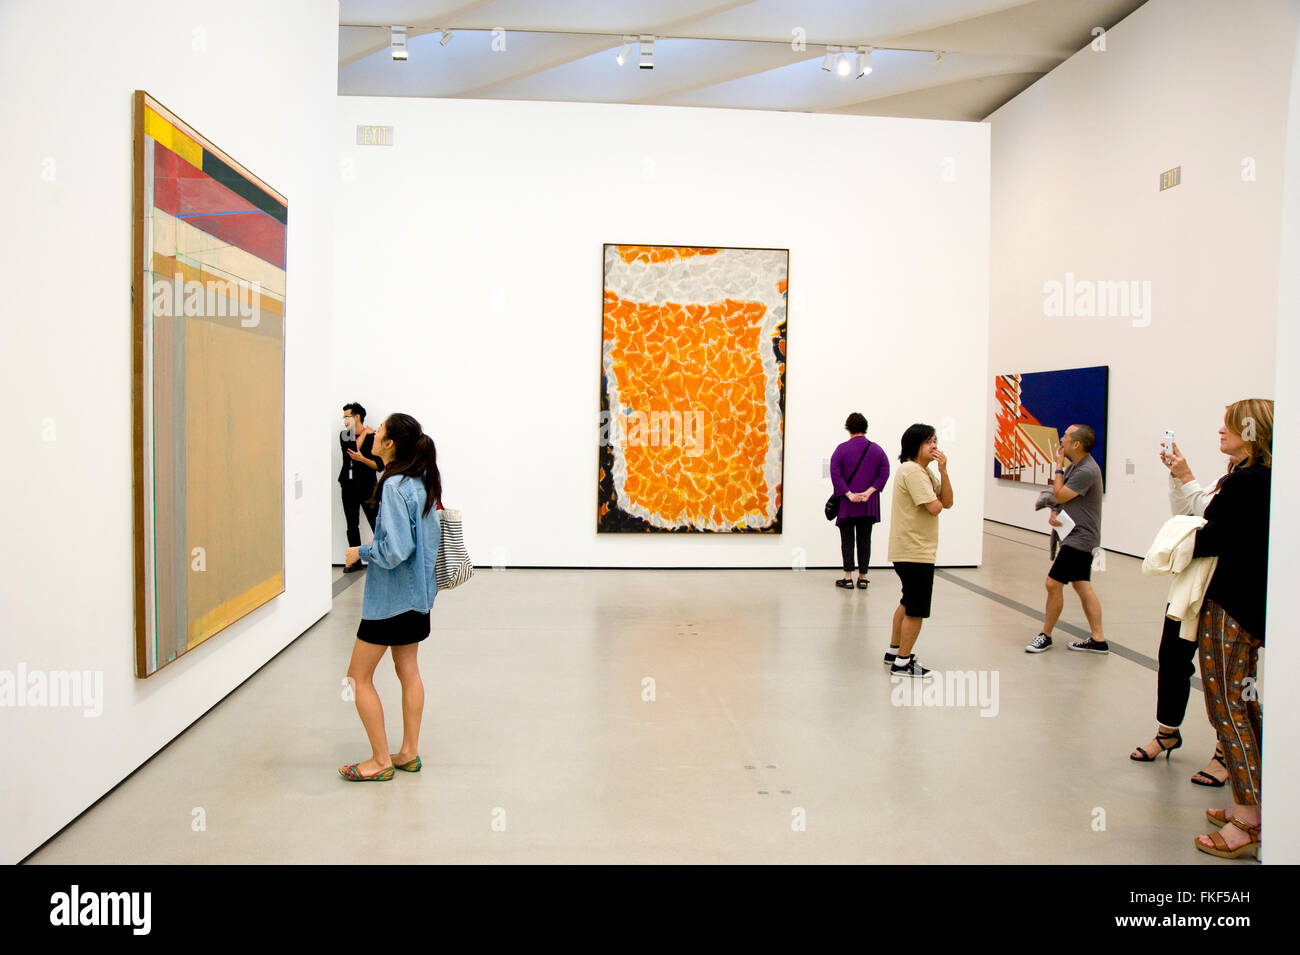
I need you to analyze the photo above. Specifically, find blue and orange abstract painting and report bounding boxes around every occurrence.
[993,366,1108,486]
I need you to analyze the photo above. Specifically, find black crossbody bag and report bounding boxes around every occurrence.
[824,442,872,521]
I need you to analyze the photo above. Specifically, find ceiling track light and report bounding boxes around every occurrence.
[390,25,407,61]
[639,35,654,69]
[821,45,839,71]
[616,35,633,66]
[857,47,872,77]
[836,52,851,76]
[439,29,453,46]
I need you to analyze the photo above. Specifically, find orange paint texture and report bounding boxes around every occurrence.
[604,291,769,526]
[616,246,721,265]
[600,244,788,532]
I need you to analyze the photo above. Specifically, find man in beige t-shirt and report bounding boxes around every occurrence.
[886,424,954,678]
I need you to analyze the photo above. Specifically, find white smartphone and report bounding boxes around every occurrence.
[1162,429,1175,458]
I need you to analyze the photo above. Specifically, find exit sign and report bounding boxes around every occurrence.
[356,125,394,146]
[1159,166,1181,191]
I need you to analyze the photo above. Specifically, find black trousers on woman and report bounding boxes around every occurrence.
[838,517,876,574]
[341,483,379,548]
[1155,611,1200,728]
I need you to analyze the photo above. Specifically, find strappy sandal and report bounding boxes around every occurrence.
[856,578,869,589]
[339,763,395,781]
[391,755,422,772]
[1194,815,1261,860]
[1130,728,1182,762]
[835,578,854,589]
[1191,748,1229,787]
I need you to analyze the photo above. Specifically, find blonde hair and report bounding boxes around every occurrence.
[1225,398,1273,469]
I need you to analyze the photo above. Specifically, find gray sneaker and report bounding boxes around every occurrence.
[1025,633,1052,653]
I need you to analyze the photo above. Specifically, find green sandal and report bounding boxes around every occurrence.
[392,755,422,773]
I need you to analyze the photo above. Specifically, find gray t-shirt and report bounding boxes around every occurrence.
[1057,453,1103,552]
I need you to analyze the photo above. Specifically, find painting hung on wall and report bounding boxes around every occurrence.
[131,91,286,677]
[598,244,788,533]
[993,365,1109,486]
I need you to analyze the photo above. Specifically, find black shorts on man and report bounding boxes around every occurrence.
[1048,544,1093,584]
[893,561,935,618]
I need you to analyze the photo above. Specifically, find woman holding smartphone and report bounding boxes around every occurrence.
[1129,420,1250,784]
[339,413,442,782]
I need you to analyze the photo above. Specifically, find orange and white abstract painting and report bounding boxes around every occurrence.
[598,245,788,533]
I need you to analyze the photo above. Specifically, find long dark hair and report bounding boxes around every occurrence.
[368,413,442,517]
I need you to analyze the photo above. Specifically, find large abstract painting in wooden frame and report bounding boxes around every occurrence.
[599,245,788,533]
[131,91,286,676]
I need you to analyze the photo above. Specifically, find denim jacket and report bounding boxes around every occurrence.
[357,475,441,620]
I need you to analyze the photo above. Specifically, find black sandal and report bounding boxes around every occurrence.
[1130,728,1182,761]
[856,578,869,589]
[1191,749,1229,787]
[835,578,854,589]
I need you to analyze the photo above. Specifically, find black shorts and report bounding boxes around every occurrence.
[357,609,430,646]
[1049,545,1093,584]
[893,561,935,618]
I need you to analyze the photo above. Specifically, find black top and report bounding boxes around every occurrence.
[338,431,383,488]
[1192,463,1270,643]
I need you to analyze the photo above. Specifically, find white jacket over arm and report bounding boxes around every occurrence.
[1142,515,1217,642]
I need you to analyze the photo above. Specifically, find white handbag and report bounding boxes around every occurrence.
[434,507,474,590]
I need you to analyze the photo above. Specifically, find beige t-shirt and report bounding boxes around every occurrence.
[888,460,941,563]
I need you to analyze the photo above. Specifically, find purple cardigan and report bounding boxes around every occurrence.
[830,435,890,525]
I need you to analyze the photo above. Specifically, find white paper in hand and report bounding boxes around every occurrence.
[1050,508,1076,542]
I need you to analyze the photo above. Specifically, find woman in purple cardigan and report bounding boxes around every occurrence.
[831,413,891,589]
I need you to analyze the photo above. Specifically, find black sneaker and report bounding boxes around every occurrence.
[1025,633,1052,653]
[1068,638,1110,654]
[890,657,934,679]
[883,647,900,666]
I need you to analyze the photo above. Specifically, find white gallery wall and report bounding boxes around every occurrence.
[333,97,989,569]
[984,0,1296,558]
[1264,0,1300,865]
[0,0,339,864]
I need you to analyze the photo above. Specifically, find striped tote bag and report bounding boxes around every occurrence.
[434,507,474,591]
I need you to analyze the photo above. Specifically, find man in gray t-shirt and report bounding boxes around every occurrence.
[1025,424,1108,655]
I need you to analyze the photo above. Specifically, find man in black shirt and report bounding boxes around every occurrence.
[339,402,383,571]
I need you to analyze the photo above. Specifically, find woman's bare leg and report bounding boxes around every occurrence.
[344,639,392,776]
[391,642,424,763]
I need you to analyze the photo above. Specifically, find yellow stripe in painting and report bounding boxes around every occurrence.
[189,573,284,649]
[144,106,204,169]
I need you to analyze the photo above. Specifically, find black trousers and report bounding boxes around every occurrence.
[1155,611,1199,728]
[838,517,876,573]
[341,483,379,549]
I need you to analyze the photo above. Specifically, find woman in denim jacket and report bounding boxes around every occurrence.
[339,412,442,781]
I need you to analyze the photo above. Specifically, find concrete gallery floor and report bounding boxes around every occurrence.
[27,522,1250,864]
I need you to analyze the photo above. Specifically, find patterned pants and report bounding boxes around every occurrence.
[1198,599,1263,807]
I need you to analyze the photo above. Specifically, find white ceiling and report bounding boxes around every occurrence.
[338,0,1150,120]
